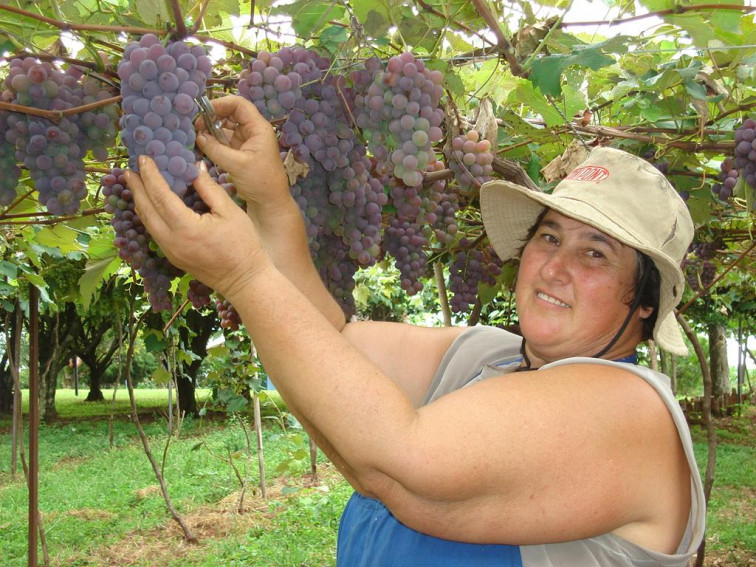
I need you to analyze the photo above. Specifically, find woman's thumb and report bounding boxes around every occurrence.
[192,160,235,213]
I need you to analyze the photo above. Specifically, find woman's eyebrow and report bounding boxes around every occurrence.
[539,218,622,252]
[585,231,621,251]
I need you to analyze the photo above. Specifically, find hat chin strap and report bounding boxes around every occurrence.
[591,265,651,359]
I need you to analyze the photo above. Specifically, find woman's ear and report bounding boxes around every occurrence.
[638,305,654,320]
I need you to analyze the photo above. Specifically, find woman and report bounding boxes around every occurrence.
[126,95,705,566]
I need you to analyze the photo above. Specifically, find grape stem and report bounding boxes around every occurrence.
[468,0,524,77]
[163,298,191,333]
[168,0,188,40]
[0,207,104,225]
[571,124,736,152]
[414,0,495,49]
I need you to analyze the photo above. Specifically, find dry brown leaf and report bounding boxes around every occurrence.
[473,98,499,146]
[282,150,310,185]
[541,141,589,183]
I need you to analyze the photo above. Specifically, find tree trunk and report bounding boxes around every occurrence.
[175,308,219,417]
[85,383,105,402]
[40,368,61,422]
[0,309,21,415]
[176,375,196,416]
[0,353,12,415]
[708,322,730,399]
[38,304,80,422]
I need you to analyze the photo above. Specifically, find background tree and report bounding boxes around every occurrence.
[71,277,133,401]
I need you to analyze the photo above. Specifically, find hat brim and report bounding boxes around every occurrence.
[480,179,689,356]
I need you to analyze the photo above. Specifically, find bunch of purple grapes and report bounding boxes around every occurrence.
[445,130,494,197]
[0,111,21,206]
[682,259,716,292]
[681,240,719,293]
[215,297,242,330]
[187,279,213,309]
[711,157,739,201]
[426,159,460,246]
[733,118,756,188]
[237,47,390,315]
[448,238,503,314]
[238,47,327,123]
[351,53,445,187]
[383,215,431,294]
[2,57,118,214]
[689,240,720,261]
[101,167,182,311]
[102,167,148,267]
[731,117,756,209]
[118,33,212,197]
[65,69,120,161]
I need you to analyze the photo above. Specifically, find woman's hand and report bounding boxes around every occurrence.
[195,95,290,215]
[125,154,273,298]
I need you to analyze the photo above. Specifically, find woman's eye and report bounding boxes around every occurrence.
[542,233,558,244]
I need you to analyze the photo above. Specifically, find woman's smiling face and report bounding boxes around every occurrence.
[515,210,652,366]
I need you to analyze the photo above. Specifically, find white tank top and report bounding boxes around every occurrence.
[423,326,706,567]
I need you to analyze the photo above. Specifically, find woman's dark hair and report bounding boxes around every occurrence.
[519,208,661,341]
[633,252,660,341]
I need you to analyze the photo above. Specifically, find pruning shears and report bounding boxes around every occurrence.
[195,94,230,146]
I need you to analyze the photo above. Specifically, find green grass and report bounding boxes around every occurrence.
[691,409,756,558]
[0,389,345,567]
[0,388,215,421]
[1,391,754,566]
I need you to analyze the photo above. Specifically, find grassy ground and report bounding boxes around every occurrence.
[1,389,754,566]
[689,406,756,567]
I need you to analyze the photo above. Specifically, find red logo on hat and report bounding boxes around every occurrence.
[565,166,610,183]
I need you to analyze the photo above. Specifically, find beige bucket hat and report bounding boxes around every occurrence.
[480,146,694,356]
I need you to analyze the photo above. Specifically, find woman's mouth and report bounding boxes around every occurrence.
[536,291,571,308]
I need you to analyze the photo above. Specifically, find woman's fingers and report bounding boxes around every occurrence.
[210,95,268,127]
[192,160,237,214]
[195,131,244,168]
[126,156,191,233]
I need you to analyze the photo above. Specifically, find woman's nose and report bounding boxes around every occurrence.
[539,249,570,284]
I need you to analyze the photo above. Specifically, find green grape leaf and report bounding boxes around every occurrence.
[272,0,346,40]
[363,9,392,39]
[0,261,18,280]
[511,82,563,127]
[351,0,394,38]
[135,0,171,26]
[150,365,171,385]
[477,281,500,306]
[33,224,80,252]
[18,268,51,304]
[177,349,200,365]
[319,25,349,54]
[683,80,708,100]
[685,194,713,226]
[78,255,120,311]
[226,395,248,412]
[530,37,626,97]
[208,343,229,358]
[144,332,169,353]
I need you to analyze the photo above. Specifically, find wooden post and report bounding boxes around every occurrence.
[253,390,267,499]
[10,303,22,477]
[28,286,39,567]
